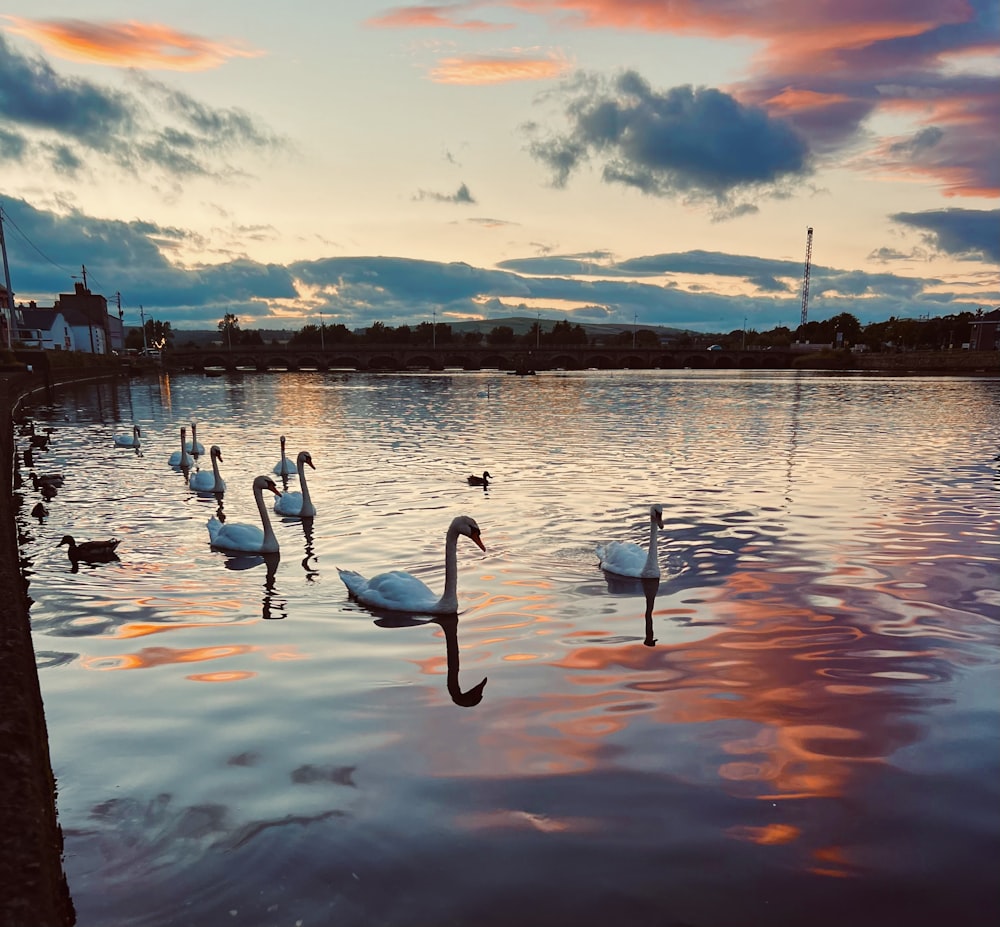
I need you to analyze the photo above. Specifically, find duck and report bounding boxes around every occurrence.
[185,422,205,456]
[30,471,64,490]
[274,451,316,517]
[114,424,141,448]
[273,435,295,476]
[596,504,664,579]
[467,470,491,487]
[58,534,120,562]
[207,475,282,553]
[31,502,48,522]
[338,514,486,615]
[189,445,227,493]
[168,427,194,469]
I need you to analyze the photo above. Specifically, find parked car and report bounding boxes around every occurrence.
[707,344,723,351]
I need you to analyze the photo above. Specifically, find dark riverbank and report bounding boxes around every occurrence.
[0,371,75,927]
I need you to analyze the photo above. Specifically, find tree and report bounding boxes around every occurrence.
[487,325,515,346]
[219,313,239,349]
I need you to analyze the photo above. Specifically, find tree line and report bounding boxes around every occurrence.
[137,307,994,353]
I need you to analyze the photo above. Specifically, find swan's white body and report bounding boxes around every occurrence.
[273,435,295,476]
[169,427,194,468]
[274,451,316,517]
[114,424,141,447]
[207,475,281,553]
[338,515,485,615]
[596,504,664,579]
[190,445,227,493]
[185,422,205,455]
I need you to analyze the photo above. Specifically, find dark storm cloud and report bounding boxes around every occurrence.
[0,197,295,320]
[0,33,282,181]
[0,32,135,143]
[891,209,1000,262]
[527,71,811,205]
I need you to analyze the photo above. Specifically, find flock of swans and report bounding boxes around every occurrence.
[23,416,666,618]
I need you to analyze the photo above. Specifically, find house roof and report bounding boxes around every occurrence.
[16,307,61,329]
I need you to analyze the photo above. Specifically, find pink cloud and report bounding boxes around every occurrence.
[429,51,572,84]
[4,17,263,70]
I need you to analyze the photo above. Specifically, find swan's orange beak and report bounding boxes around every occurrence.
[471,532,486,552]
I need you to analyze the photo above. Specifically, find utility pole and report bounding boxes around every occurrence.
[319,309,325,350]
[536,311,540,349]
[633,312,637,349]
[0,203,14,349]
[432,308,436,349]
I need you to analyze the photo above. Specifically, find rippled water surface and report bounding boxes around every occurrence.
[17,370,1000,927]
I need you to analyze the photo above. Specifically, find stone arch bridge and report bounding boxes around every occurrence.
[165,344,799,373]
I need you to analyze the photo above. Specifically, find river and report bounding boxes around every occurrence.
[15,369,1000,927]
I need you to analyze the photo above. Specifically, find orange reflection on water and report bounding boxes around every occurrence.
[112,617,255,639]
[82,643,258,671]
[728,822,801,846]
[187,670,257,683]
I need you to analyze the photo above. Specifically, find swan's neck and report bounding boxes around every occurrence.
[643,518,659,573]
[255,485,279,550]
[437,525,461,611]
[211,454,221,482]
[298,459,312,505]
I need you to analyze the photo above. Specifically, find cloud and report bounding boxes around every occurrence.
[891,208,1000,262]
[2,196,988,333]
[0,33,283,181]
[526,71,810,210]
[414,182,477,204]
[376,1,999,196]
[429,50,572,84]
[366,5,513,31]
[3,16,264,70]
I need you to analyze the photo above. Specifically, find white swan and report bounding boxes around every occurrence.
[114,424,141,448]
[185,422,205,455]
[168,427,194,469]
[207,475,282,553]
[273,435,295,476]
[338,515,486,615]
[274,451,316,517]
[596,504,664,578]
[190,445,227,493]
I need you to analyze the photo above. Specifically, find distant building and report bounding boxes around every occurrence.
[6,281,122,353]
[968,308,1000,351]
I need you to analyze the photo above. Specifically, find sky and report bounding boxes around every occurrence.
[0,0,998,334]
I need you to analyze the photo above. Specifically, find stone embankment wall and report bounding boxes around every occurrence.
[855,350,998,373]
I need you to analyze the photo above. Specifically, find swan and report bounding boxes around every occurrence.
[185,422,205,455]
[114,424,141,448]
[190,445,227,493]
[596,504,664,579]
[207,475,282,553]
[338,515,486,615]
[273,435,295,476]
[274,451,316,517]
[59,534,120,562]
[467,470,491,486]
[168,427,194,469]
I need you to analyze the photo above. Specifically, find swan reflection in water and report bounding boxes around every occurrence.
[222,551,285,620]
[300,517,319,582]
[374,614,487,707]
[602,574,661,647]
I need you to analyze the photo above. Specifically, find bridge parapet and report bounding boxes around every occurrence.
[167,344,797,373]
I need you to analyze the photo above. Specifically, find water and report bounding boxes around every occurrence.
[16,369,1000,927]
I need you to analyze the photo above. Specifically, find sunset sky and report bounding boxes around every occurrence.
[1,1,997,334]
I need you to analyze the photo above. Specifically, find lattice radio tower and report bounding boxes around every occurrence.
[799,226,814,332]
